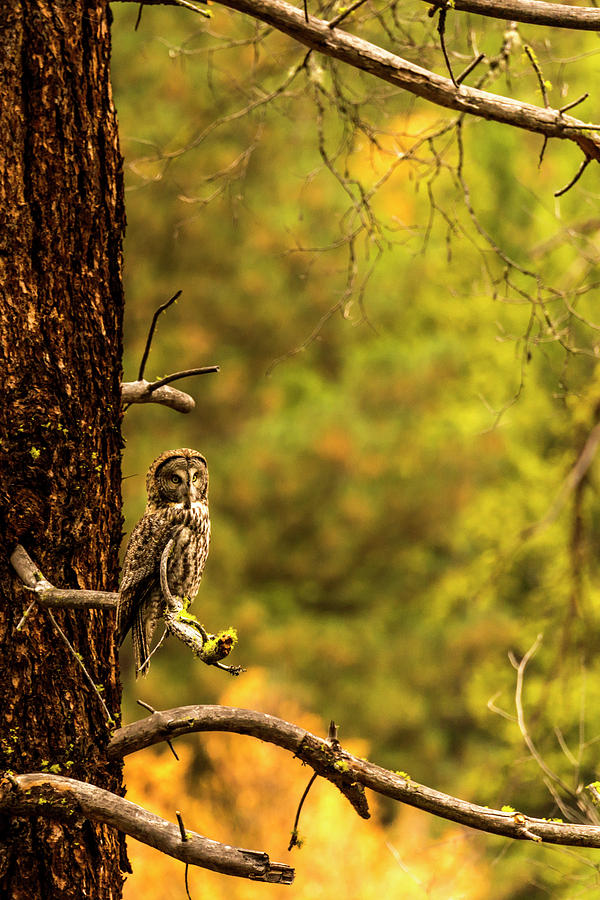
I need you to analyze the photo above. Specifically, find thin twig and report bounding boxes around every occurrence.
[522,420,600,538]
[137,699,180,759]
[135,1,145,28]
[513,635,576,800]
[559,93,589,115]
[538,135,548,168]
[487,691,517,723]
[554,157,591,197]
[455,52,485,85]
[46,610,113,725]
[524,45,549,107]
[16,599,37,631]
[138,627,169,673]
[176,810,188,841]
[146,367,220,393]
[288,773,318,850]
[434,7,458,87]
[328,0,369,29]
[138,291,182,381]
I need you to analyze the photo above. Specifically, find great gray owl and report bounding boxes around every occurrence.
[116,448,211,676]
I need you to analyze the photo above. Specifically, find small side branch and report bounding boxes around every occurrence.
[116,0,600,30]
[109,704,600,848]
[122,289,220,414]
[121,368,219,414]
[554,157,591,197]
[121,380,197,414]
[10,544,118,609]
[0,773,294,884]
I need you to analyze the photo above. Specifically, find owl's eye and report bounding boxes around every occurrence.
[191,472,198,483]
[171,474,182,485]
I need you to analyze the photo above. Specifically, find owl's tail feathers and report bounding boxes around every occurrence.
[114,596,132,647]
[132,608,152,678]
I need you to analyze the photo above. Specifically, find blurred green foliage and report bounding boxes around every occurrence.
[111,3,600,894]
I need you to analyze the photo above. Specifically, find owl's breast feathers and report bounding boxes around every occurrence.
[166,504,211,599]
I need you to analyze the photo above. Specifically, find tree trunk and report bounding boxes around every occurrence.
[0,2,126,897]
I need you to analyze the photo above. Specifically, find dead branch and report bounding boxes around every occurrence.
[117,0,600,30]
[10,544,118,609]
[205,0,600,162]
[122,366,219,412]
[0,773,293,884]
[11,543,242,674]
[108,703,600,848]
[122,288,220,413]
[109,704,369,819]
[122,378,200,414]
[117,0,600,164]
[421,0,600,30]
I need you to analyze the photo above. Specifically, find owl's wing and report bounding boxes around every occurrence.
[116,512,175,644]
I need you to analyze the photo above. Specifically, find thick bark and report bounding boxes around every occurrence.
[0,2,126,898]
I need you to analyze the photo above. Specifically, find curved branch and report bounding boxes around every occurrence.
[109,704,369,818]
[0,773,293,884]
[423,0,600,30]
[117,0,600,31]
[202,0,600,161]
[121,379,196,414]
[122,368,219,413]
[10,544,117,609]
[109,704,600,848]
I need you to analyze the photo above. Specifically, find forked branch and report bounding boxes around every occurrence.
[109,704,600,848]
[118,0,600,31]
[122,290,220,413]
[119,0,600,166]
[0,773,293,884]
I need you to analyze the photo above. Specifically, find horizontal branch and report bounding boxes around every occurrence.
[122,379,196,413]
[423,0,600,30]
[109,704,600,848]
[109,704,369,818]
[122,367,219,413]
[127,0,600,161]
[0,773,293,884]
[116,0,600,30]
[10,544,118,609]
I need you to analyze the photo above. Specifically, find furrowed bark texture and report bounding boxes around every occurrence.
[0,2,126,897]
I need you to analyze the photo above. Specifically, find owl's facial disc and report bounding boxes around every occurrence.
[156,455,208,508]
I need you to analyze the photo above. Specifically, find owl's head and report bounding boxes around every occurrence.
[145,448,209,512]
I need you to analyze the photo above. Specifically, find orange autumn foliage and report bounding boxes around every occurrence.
[123,671,490,900]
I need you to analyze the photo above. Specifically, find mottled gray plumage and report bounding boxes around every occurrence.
[116,448,210,676]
